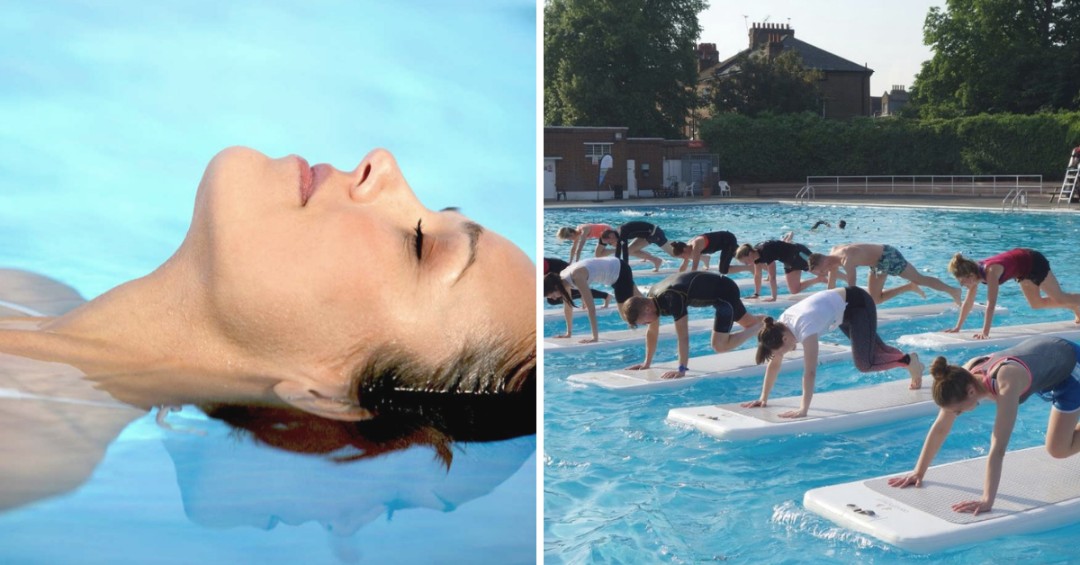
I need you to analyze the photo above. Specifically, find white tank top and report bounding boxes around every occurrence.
[561,256,622,289]
[779,290,845,343]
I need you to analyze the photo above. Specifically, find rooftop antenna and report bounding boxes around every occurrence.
[762,15,771,24]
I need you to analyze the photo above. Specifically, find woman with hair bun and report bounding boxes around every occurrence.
[946,249,1080,339]
[888,336,1080,515]
[740,287,923,418]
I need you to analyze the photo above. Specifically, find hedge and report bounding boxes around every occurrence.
[699,111,1080,183]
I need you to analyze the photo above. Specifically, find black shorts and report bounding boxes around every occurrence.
[1019,250,1051,286]
[644,226,668,247]
[782,244,812,273]
[612,260,637,303]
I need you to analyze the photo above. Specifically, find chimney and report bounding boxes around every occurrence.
[696,43,719,72]
[749,22,793,49]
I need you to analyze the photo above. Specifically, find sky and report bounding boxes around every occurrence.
[700,0,948,96]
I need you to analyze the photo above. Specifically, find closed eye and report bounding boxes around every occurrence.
[413,219,424,260]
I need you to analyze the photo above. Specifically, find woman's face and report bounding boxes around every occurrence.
[956,274,979,288]
[178,147,534,397]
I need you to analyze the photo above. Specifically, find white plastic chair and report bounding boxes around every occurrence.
[717,181,731,197]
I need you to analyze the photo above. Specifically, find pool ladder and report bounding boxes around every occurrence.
[1002,188,1029,211]
[1053,167,1078,208]
[795,184,815,203]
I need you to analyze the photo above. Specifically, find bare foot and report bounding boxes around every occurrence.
[949,288,962,305]
[907,352,924,389]
[911,284,926,299]
[650,257,663,272]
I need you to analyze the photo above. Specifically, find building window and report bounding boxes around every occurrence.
[584,143,612,162]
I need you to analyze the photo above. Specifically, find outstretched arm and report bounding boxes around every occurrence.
[780,336,818,418]
[766,262,778,301]
[947,284,978,333]
[888,409,957,489]
[953,368,1022,514]
[742,352,785,408]
[978,271,1001,339]
[661,316,691,379]
[627,318,661,370]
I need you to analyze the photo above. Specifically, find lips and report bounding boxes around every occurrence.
[296,155,314,206]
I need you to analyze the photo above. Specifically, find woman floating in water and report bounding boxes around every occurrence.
[946,249,1080,339]
[889,337,1080,515]
[742,287,923,418]
[0,147,536,510]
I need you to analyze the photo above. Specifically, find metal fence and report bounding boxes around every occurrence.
[803,175,1046,197]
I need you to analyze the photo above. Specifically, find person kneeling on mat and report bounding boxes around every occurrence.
[888,336,1080,515]
[742,287,924,418]
[621,271,762,380]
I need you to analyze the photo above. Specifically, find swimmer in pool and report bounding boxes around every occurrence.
[946,249,1080,339]
[888,337,1080,515]
[741,287,924,418]
[621,271,762,379]
[0,147,536,509]
[808,243,961,304]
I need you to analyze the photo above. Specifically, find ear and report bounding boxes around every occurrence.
[272,381,374,422]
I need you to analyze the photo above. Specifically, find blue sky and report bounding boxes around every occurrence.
[0,0,536,296]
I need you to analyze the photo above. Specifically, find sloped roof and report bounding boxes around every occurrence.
[700,35,872,82]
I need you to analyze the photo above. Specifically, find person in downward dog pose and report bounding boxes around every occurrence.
[742,287,924,418]
[620,271,762,379]
[543,256,640,343]
[889,336,1080,515]
[808,243,961,304]
[946,248,1080,339]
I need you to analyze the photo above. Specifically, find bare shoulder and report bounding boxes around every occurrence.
[0,269,86,317]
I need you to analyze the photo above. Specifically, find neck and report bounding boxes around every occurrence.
[0,262,283,410]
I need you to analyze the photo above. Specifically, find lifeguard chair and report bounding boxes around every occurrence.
[1054,146,1080,206]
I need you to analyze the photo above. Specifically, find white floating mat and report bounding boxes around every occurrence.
[566,343,850,393]
[544,319,716,354]
[804,446,1080,553]
[898,318,1080,350]
[547,302,967,355]
[666,378,935,440]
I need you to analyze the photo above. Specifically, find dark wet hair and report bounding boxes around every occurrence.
[204,333,536,468]
[929,355,977,407]
[838,220,847,229]
[754,317,788,364]
[669,241,688,256]
[543,272,575,307]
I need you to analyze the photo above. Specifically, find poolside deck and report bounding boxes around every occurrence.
[546,182,1076,212]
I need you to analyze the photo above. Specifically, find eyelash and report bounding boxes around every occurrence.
[413,219,424,260]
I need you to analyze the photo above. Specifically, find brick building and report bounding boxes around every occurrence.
[544,126,719,200]
[698,23,874,122]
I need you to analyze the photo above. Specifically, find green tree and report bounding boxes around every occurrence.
[910,0,1080,118]
[544,0,707,138]
[705,50,823,117]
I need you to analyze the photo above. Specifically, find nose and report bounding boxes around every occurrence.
[349,148,418,207]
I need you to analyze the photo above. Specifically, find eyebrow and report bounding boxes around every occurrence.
[453,220,483,285]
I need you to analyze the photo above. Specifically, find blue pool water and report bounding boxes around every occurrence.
[0,2,535,563]
[544,203,1080,563]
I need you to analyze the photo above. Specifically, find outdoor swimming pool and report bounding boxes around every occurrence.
[544,202,1080,562]
[0,3,536,564]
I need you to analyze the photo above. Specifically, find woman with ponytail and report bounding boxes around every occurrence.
[543,256,641,343]
[740,287,924,418]
[889,336,1080,515]
[946,249,1080,339]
